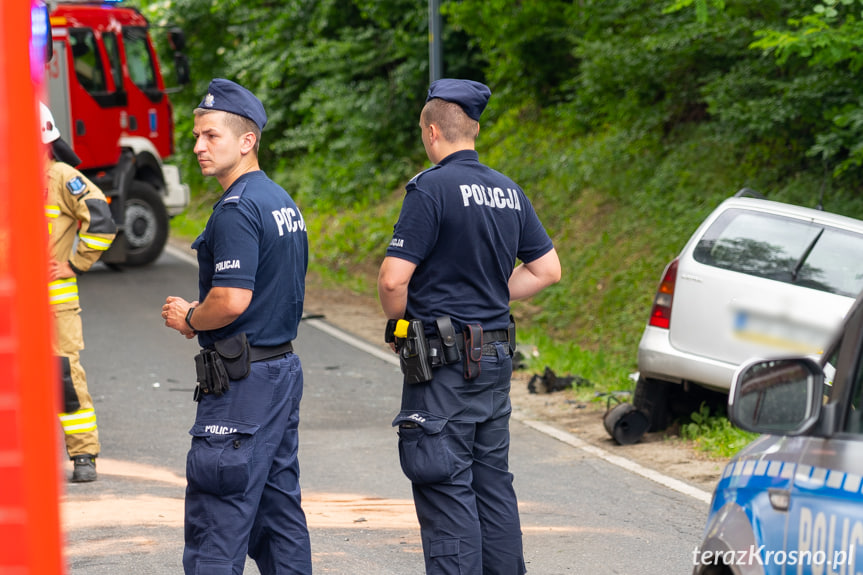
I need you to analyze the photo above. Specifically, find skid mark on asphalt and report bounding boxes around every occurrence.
[64,491,419,531]
[303,493,418,529]
[63,458,420,531]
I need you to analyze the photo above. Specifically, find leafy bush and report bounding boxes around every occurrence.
[680,403,759,458]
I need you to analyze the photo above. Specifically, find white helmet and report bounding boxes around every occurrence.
[40,102,60,144]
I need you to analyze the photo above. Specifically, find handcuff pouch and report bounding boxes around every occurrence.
[214,332,251,380]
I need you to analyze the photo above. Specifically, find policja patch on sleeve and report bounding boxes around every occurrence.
[66,176,87,195]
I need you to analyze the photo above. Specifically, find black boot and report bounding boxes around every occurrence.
[71,454,97,482]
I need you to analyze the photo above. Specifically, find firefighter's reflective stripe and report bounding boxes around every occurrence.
[46,204,59,234]
[48,277,78,305]
[58,408,97,435]
[79,233,111,251]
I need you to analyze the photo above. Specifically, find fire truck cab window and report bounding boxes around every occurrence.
[70,29,107,93]
[101,32,124,93]
[123,27,157,91]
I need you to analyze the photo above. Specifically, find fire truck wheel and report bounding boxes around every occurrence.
[123,180,169,266]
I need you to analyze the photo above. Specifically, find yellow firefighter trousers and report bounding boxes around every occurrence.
[54,306,99,458]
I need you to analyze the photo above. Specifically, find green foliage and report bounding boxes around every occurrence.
[747,0,863,178]
[664,0,727,23]
[141,0,485,207]
[679,403,759,458]
[148,0,863,455]
[442,0,579,108]
[142,0,863,207]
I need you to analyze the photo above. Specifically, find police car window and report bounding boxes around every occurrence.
[69,29,107,93]
[693,209,863,297]
[101,32,124,93]
[123,27,157,91]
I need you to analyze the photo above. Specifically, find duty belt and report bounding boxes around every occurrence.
[202,341,294,363]
[250,341,294,362]
[428,329,509,358]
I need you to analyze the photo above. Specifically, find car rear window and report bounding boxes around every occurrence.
[693,208,863,298]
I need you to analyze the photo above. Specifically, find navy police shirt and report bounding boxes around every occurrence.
[386,149,554,332]
[192,170,308,348]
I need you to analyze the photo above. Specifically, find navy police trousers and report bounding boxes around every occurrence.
[393,341,527,575]
[183,352,311,575]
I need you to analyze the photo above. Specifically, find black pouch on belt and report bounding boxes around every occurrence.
[435,316,461,365]
[214,332,251,380]
[194,348,230,401]
[463,324,483,380]
[193,350,209,401]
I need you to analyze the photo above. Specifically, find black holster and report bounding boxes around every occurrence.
[397,319,433,384]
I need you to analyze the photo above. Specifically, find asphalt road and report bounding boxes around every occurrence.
[62,246,710,574]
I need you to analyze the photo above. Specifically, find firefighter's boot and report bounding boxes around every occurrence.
[71,454,97,482]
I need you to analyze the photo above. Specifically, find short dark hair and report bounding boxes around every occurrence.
[421,98,479,143]
[194,108,261,154]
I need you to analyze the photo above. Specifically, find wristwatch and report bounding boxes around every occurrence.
[185,306,198,334]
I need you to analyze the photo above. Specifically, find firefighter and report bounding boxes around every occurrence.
[41,102,117,482]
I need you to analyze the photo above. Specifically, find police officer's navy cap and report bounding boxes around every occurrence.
[199,78,267,130]
[426,78,491,121]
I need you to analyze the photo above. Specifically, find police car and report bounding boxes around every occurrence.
[693,289,863,575]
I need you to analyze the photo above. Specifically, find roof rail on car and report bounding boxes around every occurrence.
[734,187,765,199]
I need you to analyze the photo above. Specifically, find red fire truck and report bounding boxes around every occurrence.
[46,0,190,266]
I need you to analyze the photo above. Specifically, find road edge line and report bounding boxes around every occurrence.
[164,242,198,266]
[516,418,712,504]
[307,315,713,505]
[303,318,400,366]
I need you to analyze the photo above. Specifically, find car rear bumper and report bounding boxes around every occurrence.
[637,325,737,392]
[162,163,189,216]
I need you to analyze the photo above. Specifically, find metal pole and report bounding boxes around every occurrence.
[429,0,442,83]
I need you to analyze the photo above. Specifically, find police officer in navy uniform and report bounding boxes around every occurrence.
[162,78,311,575]
[378,79,562,575]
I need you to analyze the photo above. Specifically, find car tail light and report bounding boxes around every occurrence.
[648,258,678,329]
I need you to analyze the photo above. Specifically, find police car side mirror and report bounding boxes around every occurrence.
[728,357,823,435]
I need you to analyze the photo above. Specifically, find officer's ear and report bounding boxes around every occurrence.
[427,122,442,144]
[238,131,258,155]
